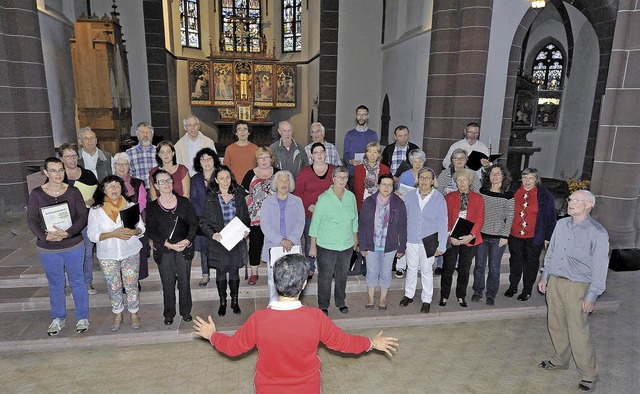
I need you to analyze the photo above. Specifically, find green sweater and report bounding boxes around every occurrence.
[309,186,358,251]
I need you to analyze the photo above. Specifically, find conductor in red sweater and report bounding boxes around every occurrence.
[193,254,399,393]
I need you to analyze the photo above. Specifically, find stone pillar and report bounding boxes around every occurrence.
[0,0,54,215]
[422,0,493,170]
[142,0,172,141]
[317,0,339,144]
[591,0,640,248]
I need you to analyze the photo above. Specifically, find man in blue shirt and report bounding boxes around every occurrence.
[343,105,379,187]
[537,190,609,393]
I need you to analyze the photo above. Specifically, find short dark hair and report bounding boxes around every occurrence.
[466,122,480,130]
[193,148,221,173]
[394,125,409,135]
[58,143,79,157]
[273,254,309,297]
[210,165,240,194]
[310,142,325,153]
[356,105,369,113]
[155,141,177,166]
[233,119,251,133]
[378,173,394,186]
[43,157,63,171]
[92,175,129,208]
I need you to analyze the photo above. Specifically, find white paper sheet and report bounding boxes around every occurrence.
[218,216,250,251]
[268,245,301,267]
[354,153,365,163]
[40,202,72,232]
[398,184,416,201]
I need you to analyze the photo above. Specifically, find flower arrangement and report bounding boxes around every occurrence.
[567,178,590,193]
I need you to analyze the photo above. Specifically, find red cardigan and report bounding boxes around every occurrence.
[353,163,390,211]
[210,306,371,394]
[445,190,485,246]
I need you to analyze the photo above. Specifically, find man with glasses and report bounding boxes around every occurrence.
[537,190,609,393]
[175,115,217,176]
[442,122,489,170]
[126,122,157,189]
[304,122,342,166]
[77,127,112,181]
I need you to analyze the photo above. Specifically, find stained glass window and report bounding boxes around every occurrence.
[531,43,563,90]
[180,0,200,48]
[220,0,262,53]
[282,0,302,52]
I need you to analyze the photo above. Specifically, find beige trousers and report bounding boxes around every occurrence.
[546,275,598,381]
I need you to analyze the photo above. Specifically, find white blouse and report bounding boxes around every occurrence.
[87,202,145,260]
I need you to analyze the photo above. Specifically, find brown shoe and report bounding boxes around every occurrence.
[110,313,123,332]
[247,275,259,285]
[131,312,141,330]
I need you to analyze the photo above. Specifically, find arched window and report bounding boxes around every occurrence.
[282,0,302,52]
[531,43,564,90]
[180,0,201,48]
[220,0,262,53]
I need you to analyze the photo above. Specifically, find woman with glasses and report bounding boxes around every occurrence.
[146,169,198,325]
[353,141,390,211]
[59,143,99,295]
[241,147,280,285]
[190,148,221,287]
[505,168,556,302]
[294,142,336,280]
[149,140,190,200]
[437,148,481,196]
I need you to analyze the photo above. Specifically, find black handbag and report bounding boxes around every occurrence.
[348,250,367,276]
[609,249,640,271]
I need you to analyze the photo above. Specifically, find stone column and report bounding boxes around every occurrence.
[142,0,172,141]
[422,0,493,170]
[591,0,640,248]
[317,0,339,144]
[0,0,54,215]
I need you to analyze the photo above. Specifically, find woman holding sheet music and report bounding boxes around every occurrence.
[200,165,250,317]
[398,168,448,314]
[88,175,145,331]
[259,170,305,305]
[27,157,90,336]
[358,174,407,311]
[441,169,484,308]
[146,169,198,325]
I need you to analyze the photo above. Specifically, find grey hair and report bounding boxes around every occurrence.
[273,254,309,297]
[270,170,295,193]
[453,168,475,184]
[183,115,199,127]
[574,189,596,205]
[112,152,131,173]
[136,122,154,134]
[310,122,325,134]
[78,127,94,138]
[449,148,468,167]
[521,168,541,185]
[408,149,427,164]
[332,166,349,177]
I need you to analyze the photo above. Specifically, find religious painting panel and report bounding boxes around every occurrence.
[535,91,562,129]
[253,63,274,106]
[213,62,234,105]
[234,61,254,101]
[189,60,211,105]
[513,89,535,128]
[275,64,296,107]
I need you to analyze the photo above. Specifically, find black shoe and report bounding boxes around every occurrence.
[399,296,413,307]
[458,298,467,308]
[395,269,405,278]
[517,293,531,301]
[434,267,443,275]
[471,294,481,302]
[218,299,227,317]
[182,314,192,322]
[486,297,495,306]
[231,298,241,315]
[339,306,349,314]
[321,308,328,316]
[164,317,173,325]
[439,297,447,307]
[420,303,430,313]
[138,282,142,292]
[504,288,517,297]
[307,271,314,281]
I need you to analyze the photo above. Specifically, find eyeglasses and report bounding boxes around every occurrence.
[334,175,349,180]
[62,154,78,159]
[257,156,271,161]
[156,178,174,185]
[566,198,588,204]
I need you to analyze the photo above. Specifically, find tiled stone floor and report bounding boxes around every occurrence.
[1,212,638,392]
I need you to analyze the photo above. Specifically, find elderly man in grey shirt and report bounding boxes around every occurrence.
[537,190,609,393]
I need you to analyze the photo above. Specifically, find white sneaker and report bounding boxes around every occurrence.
[47,318,65,336]
[87,285,97,295]
[76,319,90,333]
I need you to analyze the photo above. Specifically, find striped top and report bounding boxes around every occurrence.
[479,189,515,238]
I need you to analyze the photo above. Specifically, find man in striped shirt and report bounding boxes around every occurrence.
[126,122,157,189]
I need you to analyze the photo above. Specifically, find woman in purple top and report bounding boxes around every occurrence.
[27,157,90,336]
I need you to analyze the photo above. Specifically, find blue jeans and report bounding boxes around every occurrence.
[302,217,316,271]
[39,246,89,320]
[316,246,352,310]
[473,237,506,299]
[365,250,395,288]
[81,227,95,285]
